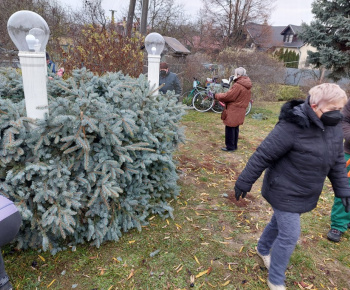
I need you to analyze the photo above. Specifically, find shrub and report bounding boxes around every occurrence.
[0,68,185,253]
[276,85,305,101]
[216,48,285,85]
[251,84,305,102]
[57,25,144,77]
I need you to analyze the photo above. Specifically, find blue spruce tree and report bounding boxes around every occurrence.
[0,68,185,254]
[299,0,350,80]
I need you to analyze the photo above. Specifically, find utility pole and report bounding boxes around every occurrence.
[110,9,117,24]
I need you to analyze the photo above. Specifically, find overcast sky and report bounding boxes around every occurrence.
[59,0,314,26]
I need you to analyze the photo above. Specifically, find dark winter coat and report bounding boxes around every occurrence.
[215,76,252,127]
[341,99,350,154]
[235,98,350,213]
[0,195,17,222]
[159,71,182,95]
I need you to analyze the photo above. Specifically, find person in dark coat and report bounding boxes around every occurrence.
[159,62,182,96]
[0,196,21,290]
[327,98,350,242]
[234,83,350,290]
[214,67,252,152]
[46,52,56,74]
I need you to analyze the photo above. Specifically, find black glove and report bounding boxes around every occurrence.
[341,197,350,213]
[235,185,247,201]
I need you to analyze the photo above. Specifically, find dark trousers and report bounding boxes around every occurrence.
[225,125,239,150]
[0,211,21,281]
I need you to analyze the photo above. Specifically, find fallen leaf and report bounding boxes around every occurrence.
[299,281,309,288]
[129,240,136,244]
[196,269,209,278]
[258,276,266,282]
[47,279,56,288]
[176,265,183,273]
[38,255,45,262]
[127,269,135,280]
[194,255,200,265]
[221,280,230,286]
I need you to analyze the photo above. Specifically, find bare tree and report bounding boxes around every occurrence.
[140,0,149,35]
[75,0,107,29]
[200,0,276,47]
[127,0,137,36]
[0,0,72,65]
[147,0,184,33]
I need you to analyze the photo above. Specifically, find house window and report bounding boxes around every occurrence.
[284,34,293,43]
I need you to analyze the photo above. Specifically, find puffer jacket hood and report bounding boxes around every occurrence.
[235,76,252,90]
[235,98,350,213]
[278,97,324,130]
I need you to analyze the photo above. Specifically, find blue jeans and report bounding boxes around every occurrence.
[257,208,301,285]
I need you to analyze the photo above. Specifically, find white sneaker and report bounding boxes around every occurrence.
[256,247,271,270]
[267,280,286,290]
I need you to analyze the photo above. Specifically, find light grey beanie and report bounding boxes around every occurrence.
[235,67,247,76]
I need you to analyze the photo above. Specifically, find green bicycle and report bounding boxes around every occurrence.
[181,78,207,106]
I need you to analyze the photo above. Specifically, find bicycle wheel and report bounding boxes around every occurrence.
[181,90,194,106]
[245,101,252,116]
[192,91,214,112]
[211,100,225,113]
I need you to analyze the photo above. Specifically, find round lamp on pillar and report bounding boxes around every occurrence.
[7,10,50,120]
[145,32,165,95]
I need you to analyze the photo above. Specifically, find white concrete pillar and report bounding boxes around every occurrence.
[148,54,161,95]
[18,51,49,120]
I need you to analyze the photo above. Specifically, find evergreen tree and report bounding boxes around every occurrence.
[273,49,299,68]
[0,68,185,253]
[299,0,350,80]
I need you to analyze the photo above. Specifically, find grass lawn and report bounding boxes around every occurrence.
[3,101,350,289]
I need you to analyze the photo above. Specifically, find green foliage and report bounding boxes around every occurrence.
[252,83,305,102]
[274,48,299,68]
[299,0,350,80]
[276,85,305,101]
[0,68,185,253]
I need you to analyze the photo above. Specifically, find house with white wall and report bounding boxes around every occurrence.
[246,23,317,69]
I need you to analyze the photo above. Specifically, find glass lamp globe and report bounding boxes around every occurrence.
[145,32,165,56]
[7,10,50,52]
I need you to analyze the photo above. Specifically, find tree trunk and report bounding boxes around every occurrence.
[140,0,149,35]
[126,0,137,37]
